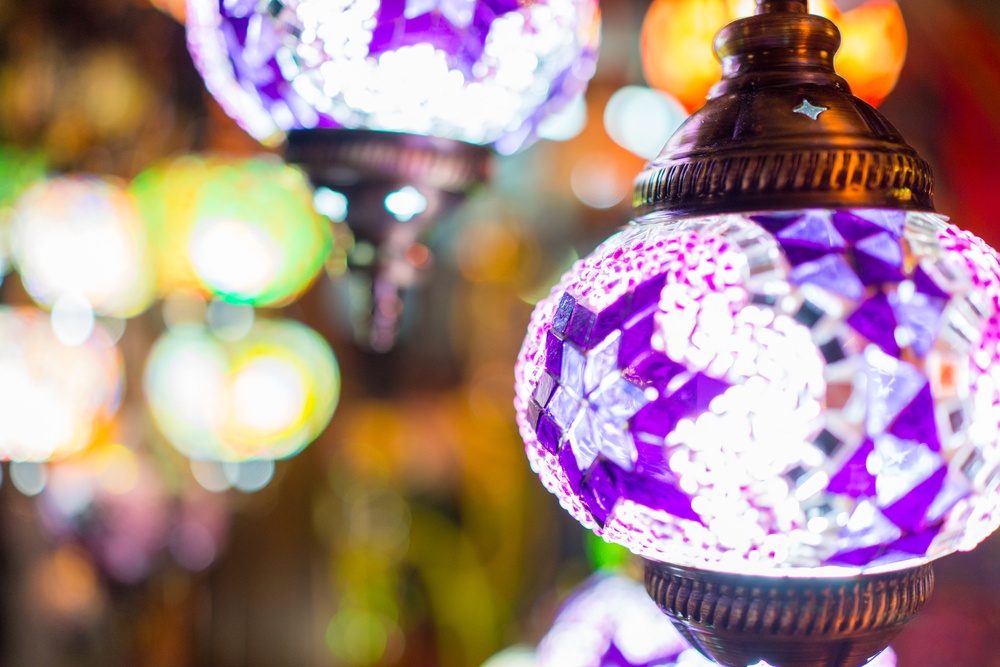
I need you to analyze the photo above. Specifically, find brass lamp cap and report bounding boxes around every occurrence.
[633,4,934,218]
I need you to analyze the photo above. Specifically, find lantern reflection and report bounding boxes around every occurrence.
[144,319,339,463]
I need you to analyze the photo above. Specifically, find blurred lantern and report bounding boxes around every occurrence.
[517,2,1000,665]
[144,318,339,463]
[38,437,230,583]
[640,0,906,112]
[535,574,899,667]
[130,155,331,307]
[0,307,122,462]
[11,175,156,319]
[185,0,601,350]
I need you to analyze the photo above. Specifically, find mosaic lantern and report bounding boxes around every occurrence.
[515,1,1000,665]
[186,0,600,349]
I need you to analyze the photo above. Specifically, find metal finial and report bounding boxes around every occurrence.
[633,2,933,218]
[755,0,807,14]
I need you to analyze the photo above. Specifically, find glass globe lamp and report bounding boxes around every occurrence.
[11,175,156,319]
[515,2,1000,665]
[144,318,339,462]
[185,0,600,349]
[130,155,332,307]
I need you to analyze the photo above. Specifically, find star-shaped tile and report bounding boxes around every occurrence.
[536,331,652,475]
[793,99,828,120]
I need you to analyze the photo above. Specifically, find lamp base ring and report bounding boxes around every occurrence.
[644,560,933,667]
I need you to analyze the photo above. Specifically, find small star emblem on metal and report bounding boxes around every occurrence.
[793,99,829,120]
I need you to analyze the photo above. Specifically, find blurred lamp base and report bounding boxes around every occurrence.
[645,560,933,667]
[286,128,490,350]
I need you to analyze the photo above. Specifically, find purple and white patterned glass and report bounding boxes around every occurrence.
[536,573,898,667]
[185,0,600,153]
[515,209,1000,575]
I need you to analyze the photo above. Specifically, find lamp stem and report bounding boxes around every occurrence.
[755,0,807,13]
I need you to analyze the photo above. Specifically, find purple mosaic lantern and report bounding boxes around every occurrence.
[186,0,600,349]
[515,1,1000,665]
[536,574,899,667]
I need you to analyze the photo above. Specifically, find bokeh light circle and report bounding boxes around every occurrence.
[130,155,332,307]
[145,318,339,461]
[185,0,601,154]
[516,209,1000,575]
[11,175,155,318]
[0,306,122,462]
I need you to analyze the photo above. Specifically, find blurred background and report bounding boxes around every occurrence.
[0,0,998,665]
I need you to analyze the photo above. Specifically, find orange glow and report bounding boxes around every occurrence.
[641,0,906,112]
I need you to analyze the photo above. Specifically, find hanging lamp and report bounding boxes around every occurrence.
[185,0,600,350]
[515,2,1000,666]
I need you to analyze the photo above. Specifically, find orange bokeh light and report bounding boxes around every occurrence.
[641,0,906,112]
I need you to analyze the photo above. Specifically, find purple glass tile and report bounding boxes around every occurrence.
[669,372,730,413]
[592,293,630,343]
[847,292,901,357]
[854,232,905,285]
[924,478,970,524]
[781,244,834,267]
[832,210,902,242]
[827,439,877,497]
[526,399,541,429]
[620,472,700,522]
[912,265,951,300]
[885,524,942,555]
[874,435,945,516]
[544,330,564,375]
[630,274,668,312]
[890,292,946,358]
[829,501,902,566]
[888,384,941,451]
[631,399,689,444]
[548,387,580,430]
[750,212,803,234]
[618,313,655,369]
[623,351,685,390]
[864,350,927,436]
[591,376,650,424]
[852,209,906,237]
[534,371,557,408]
[790,254,865,300]
[558,441,584,494]
[536,412,562,454]
[776,211,846,262]
[827,545,884,567]
[552,293,576,335]
[561,344,587,398]
[881,466,946,531]
[584,334,621,395]
[566,302,598,348]
[580,461,622,526]
[568,409,609,471]
[369,0,508,72]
